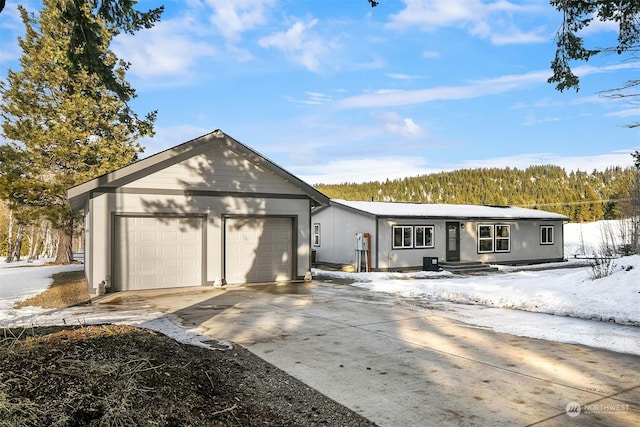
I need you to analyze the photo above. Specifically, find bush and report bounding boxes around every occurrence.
[588,248,617,280]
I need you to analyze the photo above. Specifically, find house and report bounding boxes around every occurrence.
[67,130,329,293]
[311,199,569,271]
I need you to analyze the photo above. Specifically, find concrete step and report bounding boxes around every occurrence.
[439,261,498,273]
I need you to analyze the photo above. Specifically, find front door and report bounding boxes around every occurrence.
[446,222,460,262]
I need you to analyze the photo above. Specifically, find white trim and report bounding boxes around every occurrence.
[393,225,413,249]
[478,224,494,253]
[415,225,435,248]
[541,225,554,245]
[495,224,511,253]
[313,223,321,247]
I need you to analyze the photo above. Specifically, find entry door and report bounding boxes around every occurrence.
[446,222,460,262]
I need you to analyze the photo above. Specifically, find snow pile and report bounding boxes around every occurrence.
[318,256,640,325]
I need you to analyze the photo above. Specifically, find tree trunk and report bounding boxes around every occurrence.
[54,216,74,264]
[28,222,42,261]
[41,222,53,258]
[5,209,14,263]
[10,223,24,262]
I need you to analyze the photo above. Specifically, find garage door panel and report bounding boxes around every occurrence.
[225,217,292,284]
[114,216,203,291]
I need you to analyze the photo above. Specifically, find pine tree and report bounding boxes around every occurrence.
[0,0,156,264]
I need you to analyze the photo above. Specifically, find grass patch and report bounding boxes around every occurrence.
[14,270,91,309]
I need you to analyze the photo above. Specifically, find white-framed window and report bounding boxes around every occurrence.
[478,225,494,253]
[313,223,321,247]
[541,225,554,245]
[415,226,435,248]
[495,225,510,252]
[393,226,413,249]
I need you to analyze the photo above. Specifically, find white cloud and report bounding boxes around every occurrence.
[285,91,332,105]
[422,50,441,59]
[258,19,328,73]
[339,61,640,110]
[352,56,386,70]
[579,15,620,35]
[605,109,640,119]
[114,18,217,78]
[386,0,483,30]
[206,0,275,40]
[490,28,548,45]
[386,73,422,80]
[376,112,425,138]
[293,156,436,185]
[386,0,547,45]
[339,70,549,108]
[522,115,562,126]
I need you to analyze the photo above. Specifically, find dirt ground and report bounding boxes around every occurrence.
[1,271,376,426]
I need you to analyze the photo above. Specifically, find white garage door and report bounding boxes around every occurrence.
[225,217,293,284]
[114,216,203,291]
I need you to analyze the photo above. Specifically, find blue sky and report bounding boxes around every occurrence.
[1,0,639,184]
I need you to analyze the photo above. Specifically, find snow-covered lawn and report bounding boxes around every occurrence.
[315,256,640,326]
[0,220,639,354]
[0,259,215,348]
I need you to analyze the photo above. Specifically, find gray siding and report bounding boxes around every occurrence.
[87,192,311,292]
[122,145,302,194]
[83,141,316,292]
[377,219,444,270]
[312,206,376,267]
[313,204,566,271]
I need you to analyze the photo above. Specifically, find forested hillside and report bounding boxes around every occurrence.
[314,165,638,223]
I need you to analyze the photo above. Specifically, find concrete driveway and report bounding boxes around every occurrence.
[96,281,640,426]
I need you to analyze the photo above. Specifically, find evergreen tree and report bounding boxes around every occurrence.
[0,0,156,264]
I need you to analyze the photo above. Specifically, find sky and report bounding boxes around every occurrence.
[1,220,639,356]
[1,0,640,185]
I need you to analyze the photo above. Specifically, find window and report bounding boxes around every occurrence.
[312,223,320,246]
[478,224,511,253]
[495,225,510,252]
[541,225,554,245]
[393,226,413,249]
[478,225,494,253]
[415,226,435,248]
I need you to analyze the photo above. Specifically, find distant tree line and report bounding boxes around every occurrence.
[314,164,639,223]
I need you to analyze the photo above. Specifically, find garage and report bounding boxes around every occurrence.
[68,130,329,294]
[113,216,203,291]
[225,217,293,284]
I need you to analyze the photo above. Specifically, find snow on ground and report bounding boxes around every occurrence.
[0,220,639,355]
[0,259,217,348]
[316,257,640,325]
[312,220,640,355]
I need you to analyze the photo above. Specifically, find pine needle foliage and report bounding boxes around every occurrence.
[0,0,157,264]
[315,165,638,223]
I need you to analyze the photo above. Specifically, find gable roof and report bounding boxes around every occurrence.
[330,199,569,221]
[68,130,330,211]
